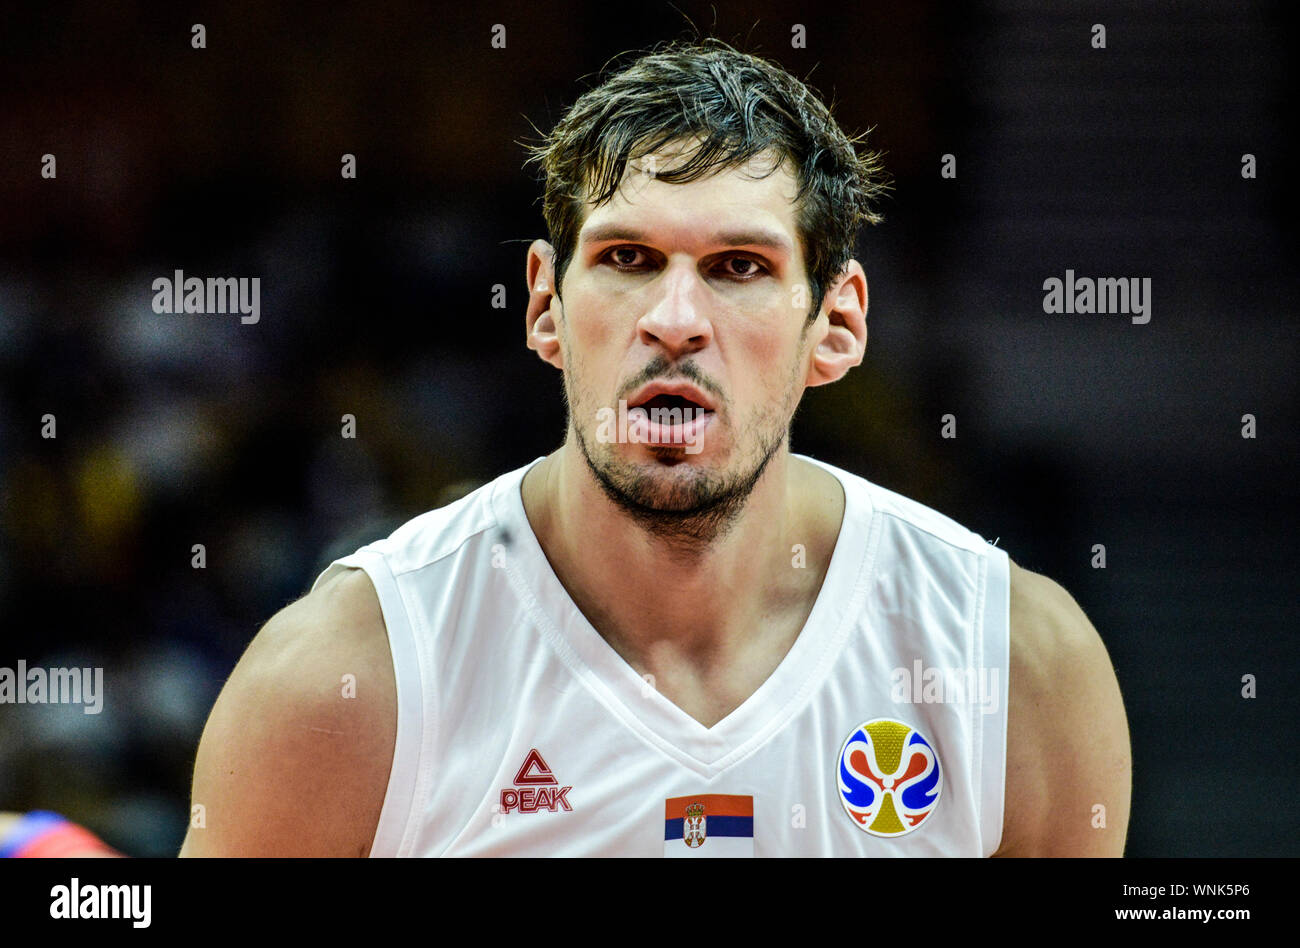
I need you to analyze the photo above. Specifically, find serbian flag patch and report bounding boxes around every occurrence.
[664,794,754,858]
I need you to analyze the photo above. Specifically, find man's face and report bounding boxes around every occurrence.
[554,144,819,541]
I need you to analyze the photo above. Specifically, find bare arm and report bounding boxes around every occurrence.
[992,559,1132,856]
[179,568,396,857]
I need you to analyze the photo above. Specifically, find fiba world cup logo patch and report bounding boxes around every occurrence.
[837,719,941,837]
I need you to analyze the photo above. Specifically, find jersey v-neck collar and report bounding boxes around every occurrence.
[491,454,878,775]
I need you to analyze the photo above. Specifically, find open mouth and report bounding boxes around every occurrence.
[618,383,717,455]
[635,393,713,414]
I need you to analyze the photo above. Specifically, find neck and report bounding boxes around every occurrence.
[520,440,843,662]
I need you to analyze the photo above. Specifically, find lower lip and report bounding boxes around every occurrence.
[628,407,714,449]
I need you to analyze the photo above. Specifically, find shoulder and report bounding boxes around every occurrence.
[992,559,1131,856]
[366,470,519,576]
[804,457,990,555]
[179,567,396,857]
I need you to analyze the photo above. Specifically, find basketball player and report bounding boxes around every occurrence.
[179,40,1130,857]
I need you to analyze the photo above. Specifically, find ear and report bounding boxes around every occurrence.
[525,239,563,369]
[805,259,867,387]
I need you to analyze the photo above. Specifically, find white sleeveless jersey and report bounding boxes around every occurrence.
[312,455,1010,857]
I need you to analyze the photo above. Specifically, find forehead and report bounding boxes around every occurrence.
[577,145,802,249]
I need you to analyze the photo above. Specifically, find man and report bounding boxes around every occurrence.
[180,39,1130,857]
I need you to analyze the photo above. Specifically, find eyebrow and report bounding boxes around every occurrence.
[579,224,793,256]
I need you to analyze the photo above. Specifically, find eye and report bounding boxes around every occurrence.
[605,246,650,269]
[600,247,768,279]
[715,255,768,280]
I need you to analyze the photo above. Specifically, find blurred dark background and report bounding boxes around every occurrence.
[0,1,1294,856]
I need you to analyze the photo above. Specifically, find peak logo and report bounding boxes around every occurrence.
[499,749,573,813]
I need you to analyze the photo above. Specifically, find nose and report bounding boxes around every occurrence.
[635,259,713,358]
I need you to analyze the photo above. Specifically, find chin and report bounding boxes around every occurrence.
[590,443,712,504]
[632,443,711,467]
[575,421,783,545]
[621,444,716,480]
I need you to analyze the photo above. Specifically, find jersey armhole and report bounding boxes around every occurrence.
[977,543,1011,856]
[312,551,424,858]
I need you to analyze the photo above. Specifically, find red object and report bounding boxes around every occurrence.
[13,820,120,858]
